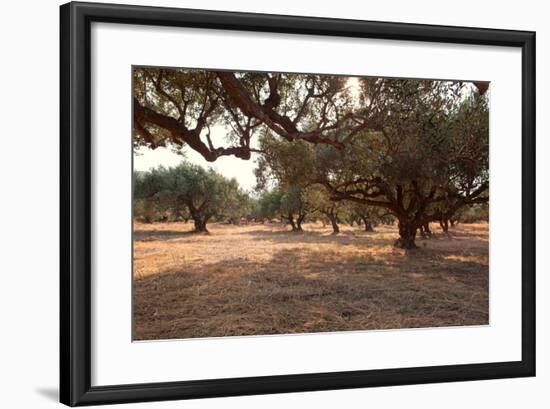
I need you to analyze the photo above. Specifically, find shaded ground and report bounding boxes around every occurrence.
[133,221,489,340]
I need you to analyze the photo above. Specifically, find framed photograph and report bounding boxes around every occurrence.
[60,1,536,406]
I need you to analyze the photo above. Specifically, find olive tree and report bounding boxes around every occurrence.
[279,186,309,232]
[256,190,284,223]
[134,163,249,232]
[318,81,489,248]
[304,186,344,234]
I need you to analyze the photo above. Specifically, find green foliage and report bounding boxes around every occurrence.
[459,203,489,224]
[346,202,394,230]
[279,186,306,216]
[256,190,284,221]
[135,69,489,247]
[255,136,317,190]
[133,163,250,231]
[253,79,488,247]
[254,187,309,231]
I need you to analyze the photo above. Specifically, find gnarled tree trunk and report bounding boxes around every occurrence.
[186,200,210,233]
[328,214,339,234]
[394,219,418,249]
[284,213,304,232]
[360,215,374,232]
[296,213,305,232]
[420,222,432,238]
[193,216,209,233]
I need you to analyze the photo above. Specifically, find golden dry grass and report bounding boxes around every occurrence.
[133,221,489,340]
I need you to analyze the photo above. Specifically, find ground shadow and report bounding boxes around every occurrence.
[243,226,390,247]
[242,225,487,250]
[133,236,489,340]
[134,228,200,241]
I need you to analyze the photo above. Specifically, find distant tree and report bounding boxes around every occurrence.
[133,168,168,223]
[304,187,343,234]
[254,187,310,232]
[347,202,392,232]
[255,190,284,223]
[279,186,309,232]
[222,180,254,224]
[133,197,158,223]
[134,163,249,232]
[458,203,489,224]
[253,131,312,232]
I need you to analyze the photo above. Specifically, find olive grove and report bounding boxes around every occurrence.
[133,68,489,248]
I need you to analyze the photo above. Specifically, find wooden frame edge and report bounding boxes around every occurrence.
[60,2,536,406]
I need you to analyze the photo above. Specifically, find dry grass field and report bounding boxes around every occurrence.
[133,221,489,341]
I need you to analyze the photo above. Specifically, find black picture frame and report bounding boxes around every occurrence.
[60,1,536,406]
